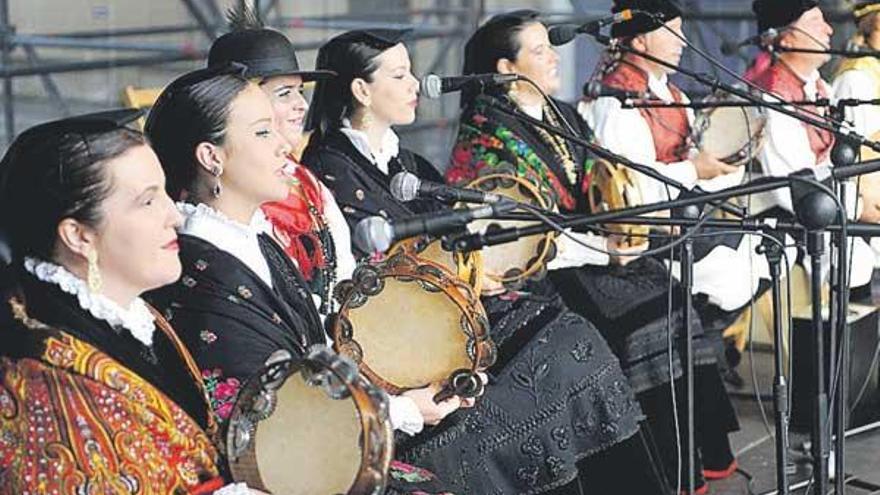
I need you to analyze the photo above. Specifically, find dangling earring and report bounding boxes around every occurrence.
[508,80,521,102]
[86,249,102,293]
[210,165,223,198]
[357,107,373,130]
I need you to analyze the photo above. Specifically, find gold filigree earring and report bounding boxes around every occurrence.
[357,107,373,130]
[210,165,223,198]
[86,249,102,293]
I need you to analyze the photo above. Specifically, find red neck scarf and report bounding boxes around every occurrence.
[602,62,691,163]
[261,160,328,280]
[749,61,834,164]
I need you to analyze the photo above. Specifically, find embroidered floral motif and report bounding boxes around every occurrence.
[199,330,218,344]
[447,102,598,213]
[0,326,219,493]
[551,426,570,451]
[570,340,594,363]
[389,460,439,483]
[516,465,540,487]
[194,259,209,271]
[237,285,253,300]
[545,456,566,479]
[201,368,241,420]
[520,434,545,459]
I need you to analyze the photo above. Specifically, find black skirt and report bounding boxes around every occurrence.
[398,291,643,494]
[549,257,722,394]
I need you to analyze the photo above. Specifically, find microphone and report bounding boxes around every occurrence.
[548,9,636,46]
[390,171,506,204]
[353,203,518,253]
[582,80,649,101]
[720,28,778,56]
[421,73,520,99]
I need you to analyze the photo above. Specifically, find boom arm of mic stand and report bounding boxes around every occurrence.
[449,175,797,252]
[773,45,880,59]
[622,99,832,110]
[482,97,746,217]
[589,33,880,154]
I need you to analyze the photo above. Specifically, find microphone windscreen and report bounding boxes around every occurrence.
[390,171,420,202]
[548,24,578,46]
[421,74,443,99]
[353,216,394,254]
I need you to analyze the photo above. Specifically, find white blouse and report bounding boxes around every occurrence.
[339,119,400,175]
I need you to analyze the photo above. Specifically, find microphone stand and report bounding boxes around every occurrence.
[772,45,880,59]
[450,171,856,495]
[621,98,833,111]
[588,33,880,493]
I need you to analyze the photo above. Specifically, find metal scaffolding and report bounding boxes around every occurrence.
[0,0,484,149]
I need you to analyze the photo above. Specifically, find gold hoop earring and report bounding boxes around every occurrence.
[210,165,222,198]
[87,249,102,294]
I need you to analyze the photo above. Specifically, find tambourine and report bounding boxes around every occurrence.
[226,346,393,494]
[331,250,495,401]
[465,173,558,288]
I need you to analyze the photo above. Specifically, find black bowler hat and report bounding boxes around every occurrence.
[207,6,334,81]
[610,0,682,38]
[752,0,818,33]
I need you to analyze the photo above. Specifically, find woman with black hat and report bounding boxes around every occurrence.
[0,110,234,494]
[303,27,664,495]
[144,61,457,493]
[203,7,472,455]
[450,9,743,494]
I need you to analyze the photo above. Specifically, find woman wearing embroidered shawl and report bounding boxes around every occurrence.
[0,111,242,494]
[447,11,740,493]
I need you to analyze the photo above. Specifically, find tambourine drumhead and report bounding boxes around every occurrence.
[344,276,473,389]
[586,158,650,246]
[466,174,556,286]
[227,349,393,495]
[694,94,766,166]
[254,371,362,493]
[333,253,493,395]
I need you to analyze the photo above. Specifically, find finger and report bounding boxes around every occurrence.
[477,372,489,384]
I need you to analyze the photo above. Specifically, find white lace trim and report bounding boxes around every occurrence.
[23,257,156,346]
[176,202,271,235]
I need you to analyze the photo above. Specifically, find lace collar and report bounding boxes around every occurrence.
[23,257,156,346]
[339,119,400,175]
[178,202,274,288]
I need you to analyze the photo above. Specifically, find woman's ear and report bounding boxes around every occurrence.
[56,218,96,259]
[496,57,516,75]
[350,77,372,108]
[194,141,224,176]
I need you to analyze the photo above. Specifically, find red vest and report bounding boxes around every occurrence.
[749,62,834,164]
[602,62,691,163]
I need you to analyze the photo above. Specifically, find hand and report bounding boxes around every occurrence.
[608,234,648,266]
[402,384,462,425]
[692,151,739,180]
[459,372,490,408]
